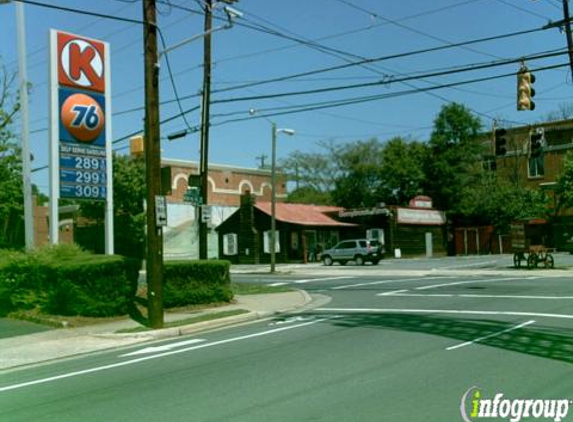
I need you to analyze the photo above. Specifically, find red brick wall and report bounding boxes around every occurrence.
[164,159,287,207]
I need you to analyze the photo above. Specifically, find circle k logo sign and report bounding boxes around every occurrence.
[58,32,105,93]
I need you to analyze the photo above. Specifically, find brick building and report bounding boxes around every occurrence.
[161,158,286,259]
[163,158,286,206]
[462,118,573,254]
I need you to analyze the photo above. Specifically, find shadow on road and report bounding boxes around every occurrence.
[303,312,573,364]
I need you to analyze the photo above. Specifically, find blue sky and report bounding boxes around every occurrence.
[0,0,571,194]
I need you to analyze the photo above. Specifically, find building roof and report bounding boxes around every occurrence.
[254,202,357,227]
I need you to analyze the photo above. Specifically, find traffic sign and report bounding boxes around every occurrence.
[201,205,212,223]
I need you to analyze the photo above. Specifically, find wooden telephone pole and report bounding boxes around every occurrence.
[143,0,164,328]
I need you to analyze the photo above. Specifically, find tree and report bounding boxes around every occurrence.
[331,138,385,208]
[0,63,23,248]
[458,172,548,233]
[555,151,573,214]
[424,103,483,213]
[378,137,428,206]
[281,140,341,205]
[79,155,145,258]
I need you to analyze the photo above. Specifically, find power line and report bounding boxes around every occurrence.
[210,49,568,106]
[208,24,550,97]
[14,0,146,25]
[209,62,569,128]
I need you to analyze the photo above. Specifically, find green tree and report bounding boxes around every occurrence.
[0,63,23,248]
[458,172,548,233]
[424,103,483,212]
[379,137,428,206]
[281,141,340,205]
[555,151,573,214]
[79,155,145,258]
[331,138,385,208]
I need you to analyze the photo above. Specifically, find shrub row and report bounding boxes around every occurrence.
[0,245,139,317]
[163,260,233,308]
[0,246,234,318]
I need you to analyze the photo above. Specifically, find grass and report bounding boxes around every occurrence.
[116,309,250,333]
[232,282,294,295]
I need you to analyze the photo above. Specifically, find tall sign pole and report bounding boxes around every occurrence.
[49,29,113,253]
[143,0,164,329]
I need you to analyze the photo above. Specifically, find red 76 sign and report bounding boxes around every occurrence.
[58,31,106,93]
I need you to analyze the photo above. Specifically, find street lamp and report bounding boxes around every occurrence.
[1,0,34,249]
[270,123,295,273]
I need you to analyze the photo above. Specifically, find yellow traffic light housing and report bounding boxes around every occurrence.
[130,135,144,157]
[517,65,535,111]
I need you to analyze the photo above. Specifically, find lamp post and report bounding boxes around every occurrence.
[1,0,34,249]
[270,123,295,273]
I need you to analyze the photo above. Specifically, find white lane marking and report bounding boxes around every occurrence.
[0,319,326,393]
[446,320,535,351]
[332,276,452,290]
[415,277,538,291]
[268,276,353,287]
[377,292,573,300]
[294,276,354,284]
[378,289,409,296]
[268,316,313,326]
[120,339,206,357]
[315,307,573,320]
[439,260,499,270]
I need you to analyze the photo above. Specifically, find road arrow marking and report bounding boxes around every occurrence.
[120,339,206,357]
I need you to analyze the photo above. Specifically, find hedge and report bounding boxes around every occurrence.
[0,247,140,317]
[163,260,233,308]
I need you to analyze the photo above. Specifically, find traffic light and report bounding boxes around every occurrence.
[494,128,507,156]
[530,130,544,157]
[129,135,144,157]
[517,65,535,111]
[160,166,172,196]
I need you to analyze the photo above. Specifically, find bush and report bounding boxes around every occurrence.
[45,255,140,317]
[0,245,140,317]
[163,260,233,308]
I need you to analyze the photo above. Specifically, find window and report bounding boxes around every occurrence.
[263,230,280,253]
[529,130,545,178]
[528,154,544,178]
[223,233,238,255]
[338,241,355,249]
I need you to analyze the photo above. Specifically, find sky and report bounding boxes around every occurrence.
[0,0,572,194]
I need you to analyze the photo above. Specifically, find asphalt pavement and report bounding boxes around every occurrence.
[0,290,315,371]
[2,267,573,422]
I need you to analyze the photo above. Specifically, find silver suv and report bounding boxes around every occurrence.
[321,239,383,266]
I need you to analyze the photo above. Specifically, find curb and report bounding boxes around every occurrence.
[108,289,315,341]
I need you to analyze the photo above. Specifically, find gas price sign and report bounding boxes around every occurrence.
[53,31,110,202]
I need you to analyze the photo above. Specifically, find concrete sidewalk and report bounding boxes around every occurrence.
[0,290,314,371]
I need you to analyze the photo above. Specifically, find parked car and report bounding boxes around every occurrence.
[321,239,383,266]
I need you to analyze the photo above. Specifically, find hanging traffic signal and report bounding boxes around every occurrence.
[517,65,535,111]
[530,130,544,157]
[494,128,507,156]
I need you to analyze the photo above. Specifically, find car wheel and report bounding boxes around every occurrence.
[355,255,364,266]
[323,255,333,266]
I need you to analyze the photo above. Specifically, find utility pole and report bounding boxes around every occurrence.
[562,0,573,76]
[256,153,268,168]
[143,0,164,329]
[198,0,213,260]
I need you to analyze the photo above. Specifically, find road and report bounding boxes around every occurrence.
[1,261,573,421]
